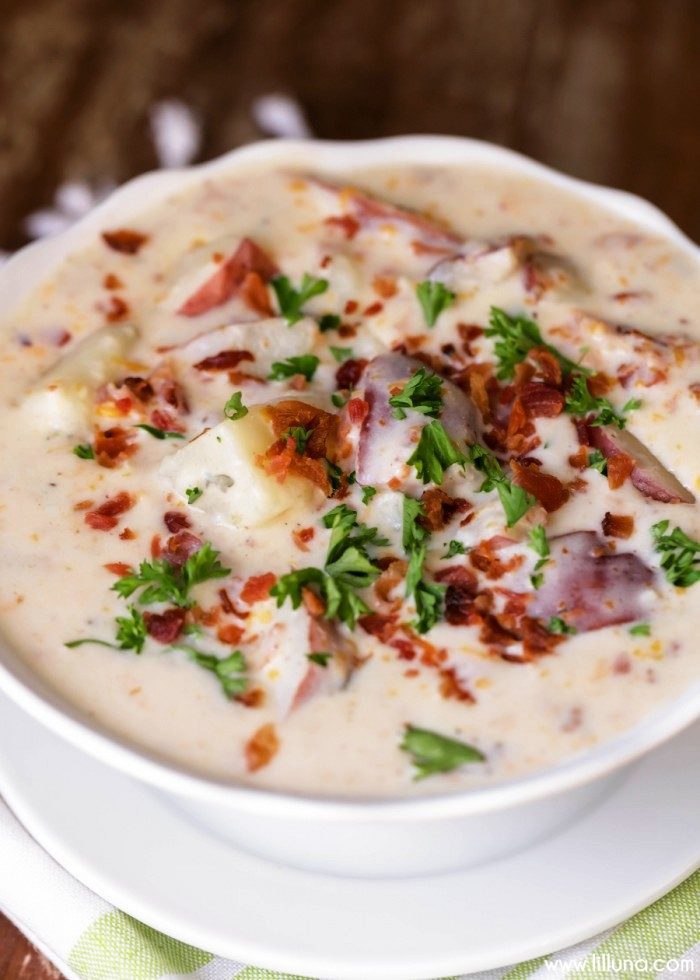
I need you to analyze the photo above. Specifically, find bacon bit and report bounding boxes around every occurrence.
[239,270,274,316]
[144,608,186,644]
[470,540,524,580]
[85,492,135,531]
[435,564,479,587]
[178,238,277,317]
[236,687,265,708]
[194,349,255,372]
[511,459,569,512]
[513,361,536,388]
[119,376,154,403]
[419,488,469,532]
[218,588,235,614]
[292,526,314,551]
[162,531,202,567]
[363,301,383,317]
[245,723,279,772]
[119,527,136,540]
[149,408,184,433]
[359,612,399,643]
[602,512,635,539]
[613,654,632,674]
[458,323,484,358]
[163,510,191,533]
[374,559,408,609]
[94,426,137,468]
[506,397,539,454]
[587,372,614,397]
[518,382,565,418]
[568,476,589,494]
[607,452,635,490]
[568,445,589,469]
[346,397,369,424]
[335,358,368,390]
[324,214,360,239]
[411,240,454,256]
[261,438,331,495]
[442,579,478,626]
[149,363,189,414]
[102,295,129,322]
[344,300,359,315]
[690,382,700,404]
[104,562,132,576]
[103,273,124,290]
[372,275,398,299]
[241,572,277,605]
[302,586,326,618]
[394,626,446,668]
[102,229,149,254]
[458,362,492,419]
[439,667,475,702]
[264,400,338,459]
[529,347,562,386]
[520,616,564,658]
[151,533,162,557]
[217,622,245,645]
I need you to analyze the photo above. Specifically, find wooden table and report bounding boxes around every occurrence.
[0,0,698,974]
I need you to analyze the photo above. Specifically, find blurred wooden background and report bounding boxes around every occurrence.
[0,0,698,974]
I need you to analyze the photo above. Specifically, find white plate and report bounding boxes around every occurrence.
[0,690,697,980]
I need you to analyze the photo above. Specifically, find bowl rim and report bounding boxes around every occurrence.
[0,133,699,821]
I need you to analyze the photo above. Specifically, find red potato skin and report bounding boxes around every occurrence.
[587,425,694,504]
[177,238,278,317]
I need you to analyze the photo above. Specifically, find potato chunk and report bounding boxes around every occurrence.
[159,406,317,528]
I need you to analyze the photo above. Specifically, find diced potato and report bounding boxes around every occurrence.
[172,316,318,376]
[22,323,139,436]
[159,406,318,528]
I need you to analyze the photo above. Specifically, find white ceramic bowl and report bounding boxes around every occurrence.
[1,137,699,878]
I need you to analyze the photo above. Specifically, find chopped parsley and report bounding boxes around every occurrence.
[548,616,577,635]
[66,606,147,654]
[285,426,312,454]
[223,391,248,421]
[179,646,247,698]
[361,485,377,505]
[331,392,347,408]
[307,652,332,667]
[185,486,203,505]
[271,273,328,325]
[113,542,230,609]
[73,443,95,460]
[467,444,536,527]
[268,354,320,381]
[416,280,455,328]
[442,539,467,559]
[407,420,468,485]
[629,623,651,637]
[587,449,608,475]
[651,520,700,588]
[486,306,591,381]
[330,346,353,363]
[528,524,550,589]
[401,725,485,780]
[388,367,443,420]
[318,313,341,333]
[401,496,445,634]
[135,424,185,440]
[565,374,641,429]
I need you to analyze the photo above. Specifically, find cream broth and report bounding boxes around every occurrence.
[0,163,698,797]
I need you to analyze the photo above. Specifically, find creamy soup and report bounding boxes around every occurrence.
[0,162,699,797]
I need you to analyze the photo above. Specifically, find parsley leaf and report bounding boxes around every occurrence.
[402,496,427,553]
[587,449,608,475]
[331,392,347,408]
[442,539,467,559]
[412,578,445,634]
[307,651,332,667]
[185,486,203,504]
[651,520,700,588]
[407,420,468,485]
[73,443,95,460]
[179,645,247,698]
[223,391,248,421]
[113,542,230,609]
[114,606,148,652]
[272,273,328,325]
[528,524,550,559]
[182,542,230,592]
[319,313,341,333]
[548,616,577,635]
[401,725,485,780]
[285,426,312,454]
[388,367,444,420]
[268,354,320,381]
[629,623,651,637]
[330,346,353,363]
[486,306,591,381]
[467,444,536,527]
[361,486,377,505]
[401,496,444,634]
[135,424,185,440]
[416,281,455,328]
[565,375,641,429]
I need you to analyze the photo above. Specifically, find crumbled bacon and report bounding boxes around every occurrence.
[439,667,475,702]
[324,214,360,239]
[419,488,470,532]
[151,534,162,557]
[441,578,478,626]
[162,531,202,567]
[119,376,154,402]
[104,562,132,576]
[511,459,569,512]
[119,527,136,541]
[241,572,277,605]
[149,363,189,415]
[602,512,635,539]
[344,299,359,315]
[335,358,368,390]
[568,445,589,469]
[245,723,279,772]
[239,271,274,316]
[84,492,135,531]
[163,510,191,533]
[144,608,186,644]
[292,526,314,551]
[374,559,407,610]
[193,349,254,372]
[217,623,245,644]
[102,295,129,322]
[178,238,277,317]
[359,612,399,643]
[606,452,635,490]
[469,539,524,580]
[264,400,338,459]
[528,347,562,386]
[506,397,539,454]
[372,275,398,298]
[301,586,326,618]
[261,437,332,494]
[93,426,137,468]
[457,323,484,358]
[101,229,149,254]
[346,397,369,424]
[103,273,123,290]
[518,382,565,418]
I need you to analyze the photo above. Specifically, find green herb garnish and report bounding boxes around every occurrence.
[330,346,353,363]
[285,426,312,454]
[467,444,536,527]
[388,367,444,420]
[442,539,467,559]
[223,391,248,421]
[268,354,320,381]
[407,420,468,485]
[416,281,455,328]
[401,724,485,779]
[486,306,591,381]
[361,486,377,505]
[587,449,608,475]
[401,495,445,634]
[651,520,700,588]
[318,313,341,333]
[135,424,185,440]
[272,273,328,325]
[527,524,550,588]
[113,542,230,609]
[66,605,147,654]
[565,375,641,429]
[307,652,332,667]
[331,392,347,408]
[185,486,203,505]
[548,616,577,635]
[629,623,651,637]
[73,443,95,460]
[179,646,247,698]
